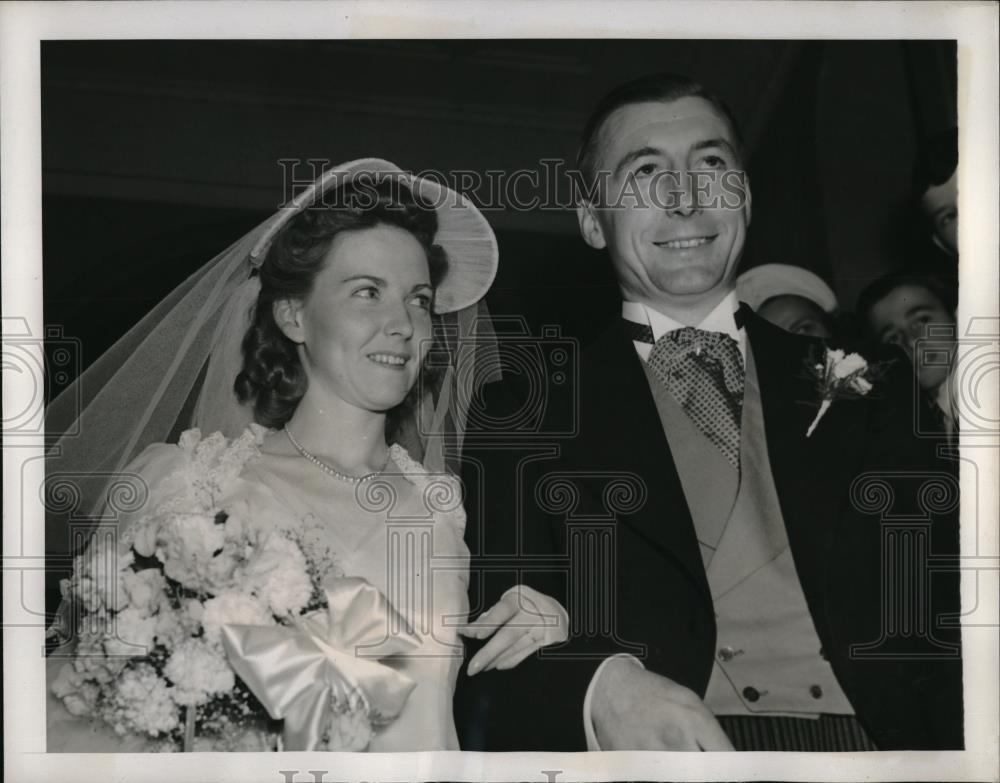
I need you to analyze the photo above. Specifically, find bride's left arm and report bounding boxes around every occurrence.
[459,584,568,674]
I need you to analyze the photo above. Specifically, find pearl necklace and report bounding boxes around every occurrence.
[284,427,388,485]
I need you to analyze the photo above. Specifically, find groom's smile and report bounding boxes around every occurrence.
[653,234,718,250]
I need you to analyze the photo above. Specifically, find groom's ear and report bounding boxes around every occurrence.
[273,298,306,344]
[577,199,607,250]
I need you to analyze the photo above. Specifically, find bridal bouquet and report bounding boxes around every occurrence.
[49,431,418,752]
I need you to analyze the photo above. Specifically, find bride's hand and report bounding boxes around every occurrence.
[460,585,568,674]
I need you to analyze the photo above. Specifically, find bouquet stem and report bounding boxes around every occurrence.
[183,706,196,752]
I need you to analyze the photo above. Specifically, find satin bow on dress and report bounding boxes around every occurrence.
[221,578,422,750]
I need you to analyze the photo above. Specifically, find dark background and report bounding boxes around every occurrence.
[39,38,958,639]
[42,39,956,381]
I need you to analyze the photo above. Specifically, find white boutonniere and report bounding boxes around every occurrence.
[806,348,882,437]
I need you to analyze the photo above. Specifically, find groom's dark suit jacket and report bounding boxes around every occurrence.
[454,305,962,751]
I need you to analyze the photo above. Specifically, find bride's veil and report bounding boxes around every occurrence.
[45,159,501,559]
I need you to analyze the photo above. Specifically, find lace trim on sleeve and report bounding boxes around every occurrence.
[388,444,466,534]
[119,425,266,548]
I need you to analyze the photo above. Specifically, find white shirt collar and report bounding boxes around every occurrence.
[622,290,747,363]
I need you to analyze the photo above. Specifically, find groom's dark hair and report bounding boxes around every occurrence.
[575,72,745,195]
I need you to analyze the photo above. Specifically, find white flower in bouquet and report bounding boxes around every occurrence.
[181,598,205,630]
[163,638,235,707]
[51,663,101,717]
[242,534,313,616]
[199,550,243,594]
[148,599,204,648]
[121,568,168,617]
[223,497,291,544]
[72,623,129,684]
[72,546,134,613]
[103,607,158,658]
[141,512,239,593]
[159,511,225,560]
[153,605,189,648]
[102,663,179,737]
[201,592,274,645]
[191,725,277,752]
[130,516,160,561]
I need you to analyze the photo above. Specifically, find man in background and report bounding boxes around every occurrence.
[858,272,959,436]
[916,128,959,260]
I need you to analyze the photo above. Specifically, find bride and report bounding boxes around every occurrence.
[46,160,566,752]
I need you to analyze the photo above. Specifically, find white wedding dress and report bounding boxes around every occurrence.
[47,424,469,752]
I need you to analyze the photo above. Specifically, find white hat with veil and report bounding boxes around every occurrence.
[45,158,501,556]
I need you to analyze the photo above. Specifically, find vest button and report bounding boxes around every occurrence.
[810,684,823,699]
[742,686,760,702]
[718,646,736,662]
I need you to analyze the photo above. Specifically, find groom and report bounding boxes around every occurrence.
[455,72,962,751]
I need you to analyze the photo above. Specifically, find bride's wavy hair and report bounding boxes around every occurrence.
[235,175,449,439]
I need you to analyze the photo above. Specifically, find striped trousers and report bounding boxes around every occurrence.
[717,714,877,752]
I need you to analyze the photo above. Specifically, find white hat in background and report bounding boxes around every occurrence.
[736,263,838,313]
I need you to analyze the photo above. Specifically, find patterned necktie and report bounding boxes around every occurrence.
[645,326,746,470]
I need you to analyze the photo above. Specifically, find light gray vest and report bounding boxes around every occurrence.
[641,347,853,716]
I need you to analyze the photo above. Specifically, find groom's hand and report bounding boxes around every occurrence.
[591,657,734,751]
